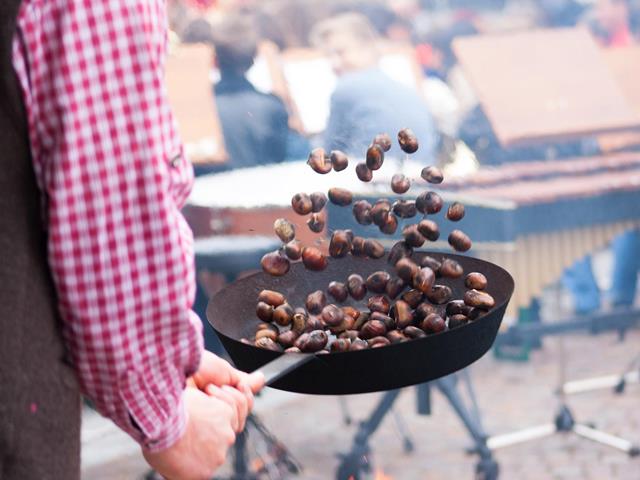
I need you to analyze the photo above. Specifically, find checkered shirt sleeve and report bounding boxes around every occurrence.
[12,0,203,451]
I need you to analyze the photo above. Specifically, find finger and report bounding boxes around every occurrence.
[193,352,243,389]
[205,384,240,432]
[246,371,265,394]
[221,385,250,432]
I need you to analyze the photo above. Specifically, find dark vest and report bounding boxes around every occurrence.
[0,2,80,478]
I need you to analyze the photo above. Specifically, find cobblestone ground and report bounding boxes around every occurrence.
[82,329,640,480]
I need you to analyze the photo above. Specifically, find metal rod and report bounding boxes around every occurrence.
[486,424,556,450]
[561,371,639,395]
[573,424,637,453]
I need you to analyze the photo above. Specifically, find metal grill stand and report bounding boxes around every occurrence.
[336,372,501,480]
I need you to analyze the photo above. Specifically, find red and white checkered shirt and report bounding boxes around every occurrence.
[12,0,203,451]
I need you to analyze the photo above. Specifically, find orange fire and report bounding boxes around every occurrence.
[374,468,394,480]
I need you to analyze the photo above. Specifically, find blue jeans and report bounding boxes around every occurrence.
[610,230,640,307]
[563,256,601,314]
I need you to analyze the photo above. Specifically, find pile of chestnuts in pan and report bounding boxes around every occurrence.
[252,129,489,353]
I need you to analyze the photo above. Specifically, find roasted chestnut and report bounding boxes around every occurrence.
[330,338,352,352]
[307,148,332,174]
[402,224,426,248]
[387,241,413,266]
[421,313,446,333]
[291,192,313,215]
[307,211,326,233]
[464,289,495,309]
[448,314,468,329]
[302,246,328,271]
[385,277,406,299]
[350,338,369,351]
[417,219,440,242]
[329,230,353,258]
[328,281,349,302]
[379,213,398,235]
[353,200,373,225]
[397,128,419,153]
[448,229,472,252]
[386,330,408,344]
[415,191,443,214]
[373,133,392,152]
[305,290,327,314]
[392,200,417,219]
[310,191,328,212]
[465,272,487,290]
[395,257,420,283]
[277,330,299,348]
[420,255,442,272]
[359,319,387,339]
[351,236,367,257]
[258,290,285,307]
[273,303,294,326]
[356,162,373,182]
[402,289,424,309]
[371,199,392,227]
[370,311,395,330]
[446,202,465,221]
[426,285,452,305]
[421,166,443,184]
[391,174,411,194]
[342,306,360,321]
[321,304,345,327]
[330,150,349,171]
[445,300,472,317]
[347,273,367,300]
[255,327,278,342]
[255,337,283,351]
[404,326,426,339]
[261,251,290,276]
[273,218,295,243]
[414,302,437,321]
[291,312,308,334]
[366,271,391,293]
[368,295,391,314]
[284,240,303,260]
[413,267,435,294]
[364,239,385,259]
[295,330,328,352]
[328,187,353,206]
[369,336,391,348]
[366,144,384,170]
[305,315,324,332]
[440,258,464,278]
[392,300,413,329]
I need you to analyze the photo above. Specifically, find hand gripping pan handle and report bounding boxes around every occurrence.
[258,354,315,386]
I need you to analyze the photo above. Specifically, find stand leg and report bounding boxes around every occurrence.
[339,397,353,425]
[573,424,640,456]
[336,390,402,480]
[391,409,415,453]
[435,375,499,480]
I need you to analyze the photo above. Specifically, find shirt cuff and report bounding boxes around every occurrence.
[141,392,188,452]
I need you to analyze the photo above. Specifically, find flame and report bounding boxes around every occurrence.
[374,468,394,480]
[251,458,265,472]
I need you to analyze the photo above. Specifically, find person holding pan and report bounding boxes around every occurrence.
[0,2,263,480]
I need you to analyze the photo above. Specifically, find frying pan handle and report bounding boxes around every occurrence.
[256,354,314,386]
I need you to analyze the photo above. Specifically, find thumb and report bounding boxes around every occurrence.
[247,371,265,393]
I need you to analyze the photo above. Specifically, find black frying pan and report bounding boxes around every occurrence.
[207,252,513,395]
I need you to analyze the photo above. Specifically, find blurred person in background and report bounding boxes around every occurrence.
[1,2,263,479]
[210,14,290,169]
[311,12,437,159]
[589,0,636,46]
[562,0,640,314]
